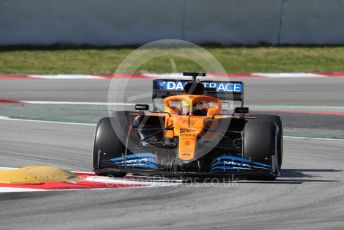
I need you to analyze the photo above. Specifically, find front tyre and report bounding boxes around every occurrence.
[93,117,127,177]
[243,115,283,180]
[253,114,283,168]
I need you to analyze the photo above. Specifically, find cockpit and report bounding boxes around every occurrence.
[164,95,221,117]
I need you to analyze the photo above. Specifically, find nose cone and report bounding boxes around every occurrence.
[178,131,198,161]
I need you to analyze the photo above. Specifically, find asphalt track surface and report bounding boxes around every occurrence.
[1,78,344,230]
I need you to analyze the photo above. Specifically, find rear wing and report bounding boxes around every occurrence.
[152,79,244,110]
[153,79,244,101]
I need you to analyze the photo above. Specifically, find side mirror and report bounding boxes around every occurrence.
[207,107,218,117]
[234,107,249,114]
[135,104,149,111]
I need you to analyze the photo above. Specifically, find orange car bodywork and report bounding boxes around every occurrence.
[144,94,236,161]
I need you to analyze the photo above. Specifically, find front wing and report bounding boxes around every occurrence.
[99,152,278,178]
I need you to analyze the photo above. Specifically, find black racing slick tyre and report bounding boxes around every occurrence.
[253,114,283,168]
[243,115,283,180]
[93,116,128,177]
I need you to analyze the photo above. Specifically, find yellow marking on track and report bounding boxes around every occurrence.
[0,166,80,184]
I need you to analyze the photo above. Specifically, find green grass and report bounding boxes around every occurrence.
[0,46,344,74]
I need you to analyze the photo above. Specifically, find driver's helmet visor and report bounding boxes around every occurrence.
[180,100,190,115]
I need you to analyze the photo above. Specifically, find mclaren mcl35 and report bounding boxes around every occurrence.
[93,72,283,180]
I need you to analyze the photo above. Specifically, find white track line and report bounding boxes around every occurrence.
[250,105,344,111]
[0,167,16,170]
[20,101,135,106]
[284,136,344,141]
[0,116,95,126]
[0,188,46,193]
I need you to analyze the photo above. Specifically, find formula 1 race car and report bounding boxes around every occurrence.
[93,72,283,180]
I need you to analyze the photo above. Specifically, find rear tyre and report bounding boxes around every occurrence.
[243,115,283,180]
[93,116,128,177]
